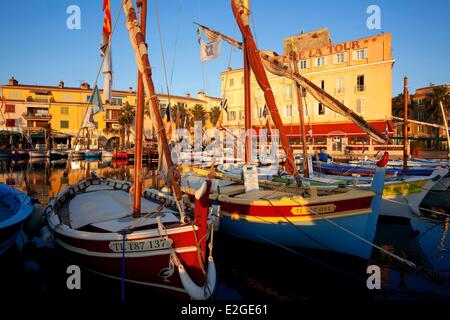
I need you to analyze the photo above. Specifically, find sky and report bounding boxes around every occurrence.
[0,0,449,98]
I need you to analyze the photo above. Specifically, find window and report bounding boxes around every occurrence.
[284,85,292,100]
[229,78,234,87]
[320,80,325,90]
[354,49,368,60]
[300,60,308,69]
[316,57,326,67]
[356,99,364,113]
[318,103,326,115]
[336,53,346,63]
[335,77,345,94]
[5,119,15,127]
[111,97,123,106]
[239,110,245,120]
[60,120,69,128]
[35,94,49,102]
[417,125,424,133]
[5,104,15,113]
[356,75,365,92]
[227,111,236,121]
[60,106,69,115]
[285,105,293,117]
[86,95,91,102]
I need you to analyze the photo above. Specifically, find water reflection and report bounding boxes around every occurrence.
[0,159,449,300]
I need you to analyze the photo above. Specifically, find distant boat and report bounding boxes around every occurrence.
[113,151,128,160]
[29,149,50,158]
[102,150,114,159]
[85,150,102,159]
[0,183,33,255]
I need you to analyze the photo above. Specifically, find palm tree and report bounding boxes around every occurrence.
[190,104,207,128]
[425,85,450,148]
[209,106,222,126]
[119,102,135,148]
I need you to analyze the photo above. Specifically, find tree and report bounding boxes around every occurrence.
[425,85,450,148]
[209,106,222,126]
[119,102,135,148]
[190,104,207,128]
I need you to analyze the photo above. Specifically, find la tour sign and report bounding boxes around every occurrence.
[292,40,364,60]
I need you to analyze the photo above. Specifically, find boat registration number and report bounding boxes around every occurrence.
[291,204,337,215]
[108,237,173,252]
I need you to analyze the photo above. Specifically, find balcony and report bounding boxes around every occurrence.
[334,88,345,95]
[104,114,120,122]
[23,112,52,120]
[355,85,366,93]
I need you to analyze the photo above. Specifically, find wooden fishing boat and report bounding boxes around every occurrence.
[0,183,33,255]
[113,150,128,160]
[46,176,215,298]
[181,153,388,260]
[44,0,216,300]
[102,150,114,159]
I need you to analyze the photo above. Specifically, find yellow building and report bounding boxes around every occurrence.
[1,77,220,149]
[221,28,396,156]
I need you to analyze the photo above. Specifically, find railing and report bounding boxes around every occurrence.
[334,88,345,95]
[22,112,52,119]
[355,85,365,93]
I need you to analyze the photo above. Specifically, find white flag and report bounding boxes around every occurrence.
[102,44,113,104]
[200,38,221,62]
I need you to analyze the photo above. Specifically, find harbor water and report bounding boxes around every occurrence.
[0,158,449,302]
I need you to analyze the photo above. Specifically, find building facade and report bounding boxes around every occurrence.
[221,29,396,156]
[1,77,220,149]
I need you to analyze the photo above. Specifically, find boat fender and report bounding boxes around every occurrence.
[39,225,53,243]
[23,203,45,237]
[178,256,216,300]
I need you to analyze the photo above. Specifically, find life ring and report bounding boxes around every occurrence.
[178,256,216,300]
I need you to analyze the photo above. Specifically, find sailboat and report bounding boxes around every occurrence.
[45,0,215,299]
[0,183,33,255]
[177,0,389,260]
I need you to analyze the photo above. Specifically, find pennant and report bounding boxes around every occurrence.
[164,104,174,140]
[200,38,221,62]
[220,97,228,112]
[101,0,113,104]
[262,103,269,118]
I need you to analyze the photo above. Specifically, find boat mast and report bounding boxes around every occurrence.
[122,0,184,210]
[403,76,409,171]
[133,0,147,217]
[439,101,450,166]
[231,0,299,177]
[290,42,309,177]
[243,0,252,164]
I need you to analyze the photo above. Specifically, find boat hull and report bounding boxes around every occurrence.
[220,210,375,260]
[52,229,205,297]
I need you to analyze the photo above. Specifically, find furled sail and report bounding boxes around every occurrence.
[231,0,298,176]
[259,51,388,144]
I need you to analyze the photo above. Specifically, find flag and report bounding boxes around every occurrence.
[265,115,272,137]
[262,103,269,118]
[82,86,103,128]
[101,0,113,104]
[220,97,228,112]
[200,38,221,62]
[164,104,174,140]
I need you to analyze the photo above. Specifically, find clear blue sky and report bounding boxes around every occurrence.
[0,0,449,98]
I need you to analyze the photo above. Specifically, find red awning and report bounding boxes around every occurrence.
[255,120,394,138]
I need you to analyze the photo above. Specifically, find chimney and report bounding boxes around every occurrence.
[129,86,133,93]
[185,92,191,98]
[8,77,18,86]
[226,66,233,71]
[197,90,205,100]
[59,81,65,88]
[80,82,90,90]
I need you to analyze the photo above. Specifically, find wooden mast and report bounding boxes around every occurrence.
[133,0,147,217]
[123,0,184,212]
[439,101,450,166]
[290,43,309,177]
[403,76,409,171]
[243,0,252,164]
